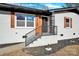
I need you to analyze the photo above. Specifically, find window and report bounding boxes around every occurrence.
[27,16,34,27]
[16,14,25,27]
[64,17,72,28]
[66,18,69,27]
[16,13,34,28]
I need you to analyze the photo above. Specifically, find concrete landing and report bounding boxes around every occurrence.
[27,35,58,47]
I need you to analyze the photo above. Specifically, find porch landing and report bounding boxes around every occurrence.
[27,35,58,47]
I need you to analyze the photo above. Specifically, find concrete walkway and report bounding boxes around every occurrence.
[0,43,25,55]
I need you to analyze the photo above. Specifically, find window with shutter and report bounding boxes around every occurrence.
[15,13,35,28]
[64,17,72,28]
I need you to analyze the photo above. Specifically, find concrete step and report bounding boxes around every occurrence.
[27,35,58,47]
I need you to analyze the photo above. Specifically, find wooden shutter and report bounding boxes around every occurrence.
[11,12,15,28]
[64,17,66,28]
[35,15,42,35]
[70,18,72,28]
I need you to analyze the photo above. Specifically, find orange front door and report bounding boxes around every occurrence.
[35,15,42,36]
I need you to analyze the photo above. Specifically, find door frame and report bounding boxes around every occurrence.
[41,15,50,35]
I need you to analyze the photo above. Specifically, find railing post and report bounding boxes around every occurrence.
[52,26,57,35]
[54,26,57,35]
[25,35,27,47]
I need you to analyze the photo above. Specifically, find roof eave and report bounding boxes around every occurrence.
[0,3,51,16]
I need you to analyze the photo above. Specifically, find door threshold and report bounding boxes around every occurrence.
[42,33,53,36]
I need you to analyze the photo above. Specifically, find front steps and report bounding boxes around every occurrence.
[26,35,58,47]
[24,38,79,56]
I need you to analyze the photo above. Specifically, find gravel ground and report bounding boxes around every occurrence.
[1,44,79,56]
[51,45,79,56]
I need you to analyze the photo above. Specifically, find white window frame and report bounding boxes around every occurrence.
[26,16,35,28]
[15,16,26,28]
[15,13,35,28]
[65,17,71,28]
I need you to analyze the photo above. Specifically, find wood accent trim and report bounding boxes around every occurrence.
[64,17,66,28]
[70,18,72,28]
[11,12,15,28]
[35,15,42,35]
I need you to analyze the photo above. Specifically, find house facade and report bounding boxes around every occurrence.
[0,3,79,47]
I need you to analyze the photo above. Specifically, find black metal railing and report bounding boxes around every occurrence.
[49,26,57,35]
[23,26,42,46]
[23,25,57,46]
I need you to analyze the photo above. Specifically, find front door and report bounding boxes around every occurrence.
[42,17,48,35]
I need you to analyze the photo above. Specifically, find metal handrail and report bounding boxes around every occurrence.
[23,25,57,46]
[23,26,42,46]
[24,25,57,37]
[24,26,42,37]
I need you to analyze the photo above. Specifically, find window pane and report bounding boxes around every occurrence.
[27,22,34,27]
[66,18,69,27]
[66,22,69,27]
[66,18,69,22]
[16,14,25,20]
[17,20,25,27]
[27,15,34,27]
[27,16,34,22]
[16,13,25,27]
